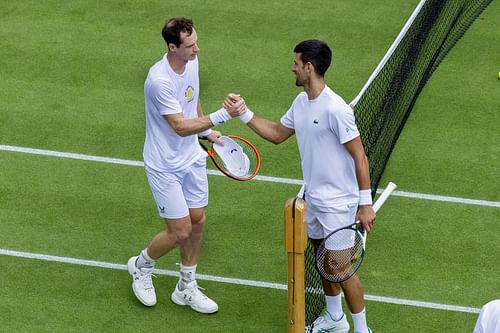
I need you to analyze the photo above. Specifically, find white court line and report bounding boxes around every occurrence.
[1,144,499,208]
[0,248,481,314]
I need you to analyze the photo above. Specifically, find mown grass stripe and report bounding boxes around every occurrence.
[1,144,498,208]
[0,248,481,314]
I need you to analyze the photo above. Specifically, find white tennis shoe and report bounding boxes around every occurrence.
[171,280,218,314]
[307,312,350,333]
[127,256,156,307]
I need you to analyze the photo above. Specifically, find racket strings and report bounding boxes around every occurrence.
[237,141,259,177]
[212,136,260,180]
[217,148,249,177]
[316,228,364,282]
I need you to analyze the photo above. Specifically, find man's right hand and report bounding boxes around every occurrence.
[223,93,246,117]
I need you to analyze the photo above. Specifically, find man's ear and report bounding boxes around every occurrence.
[305,62,314,74]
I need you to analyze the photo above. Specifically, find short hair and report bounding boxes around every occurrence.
[161,17,194,47]
[293,40,332,77]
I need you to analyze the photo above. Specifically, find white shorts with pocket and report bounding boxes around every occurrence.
[307,201,357,241]
[145,157,208,219]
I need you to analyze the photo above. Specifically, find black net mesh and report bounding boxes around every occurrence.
[356,0,493,195]
[304,0,492,326]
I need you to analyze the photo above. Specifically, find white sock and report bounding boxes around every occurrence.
[351,307,369,332]
[325,294,344,321]
[135,248,156,269]
[179,263,197,288]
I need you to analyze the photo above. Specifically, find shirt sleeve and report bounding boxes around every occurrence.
[280,106,295,129]
[329,104,360,144]
[281,93,305,129]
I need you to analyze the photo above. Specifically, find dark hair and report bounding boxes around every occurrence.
[293,40,332,77]
[161,17,194,47]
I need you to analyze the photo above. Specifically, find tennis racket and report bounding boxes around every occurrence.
[199,135,261,181]
[315,182,397,283]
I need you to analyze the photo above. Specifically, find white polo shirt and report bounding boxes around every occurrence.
[281,86,360,208]
[143,54,205,172]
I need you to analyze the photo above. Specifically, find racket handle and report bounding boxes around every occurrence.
[373,182,397,212]
[296,185,305,198]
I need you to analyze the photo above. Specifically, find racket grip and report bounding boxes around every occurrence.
[373,182,397,212]
[296,185,305,198]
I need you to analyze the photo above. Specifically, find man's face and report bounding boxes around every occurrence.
[174,28,199,61]
[291,53,307,87]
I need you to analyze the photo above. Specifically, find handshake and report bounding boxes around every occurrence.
[208,93,254,126]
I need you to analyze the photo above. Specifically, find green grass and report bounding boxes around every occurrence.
[1,0,499,332]
[363,198,500,306]
[0,152,292,283]
[0,255,287,333]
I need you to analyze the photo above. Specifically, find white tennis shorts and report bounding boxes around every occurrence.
[145,157,208,219]
[307,201,357,240]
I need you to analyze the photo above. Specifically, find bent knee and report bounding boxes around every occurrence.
[192,214,206,227]
[165,220,192,242]
[189,208,206,226]
[173,225,192,242]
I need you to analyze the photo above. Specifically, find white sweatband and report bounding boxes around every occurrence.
[209,108,231,126]
[239,108,254,124]
[359,189,372,206]
[198,128,212,138]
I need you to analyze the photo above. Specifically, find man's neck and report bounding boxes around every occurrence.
[304,79,325,100]
[167,53,187,74]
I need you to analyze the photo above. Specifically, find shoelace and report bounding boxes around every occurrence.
[186,283,208,300]
[138,269,156,289]
[312,316,326,326]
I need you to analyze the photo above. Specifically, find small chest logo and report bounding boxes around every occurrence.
[185,86,195,102]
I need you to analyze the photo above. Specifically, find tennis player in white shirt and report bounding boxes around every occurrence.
[127,17,245,314]
[225,39,376,333]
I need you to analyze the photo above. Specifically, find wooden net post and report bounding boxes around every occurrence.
[284,197,307,333]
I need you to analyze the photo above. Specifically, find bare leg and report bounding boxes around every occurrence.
[146,214,193,260]
[179,207,206,266]
[340,274,365,313]
[146,207,205,266]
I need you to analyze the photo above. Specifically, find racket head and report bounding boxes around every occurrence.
[316,223,365,283]
[208,135,261,181]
